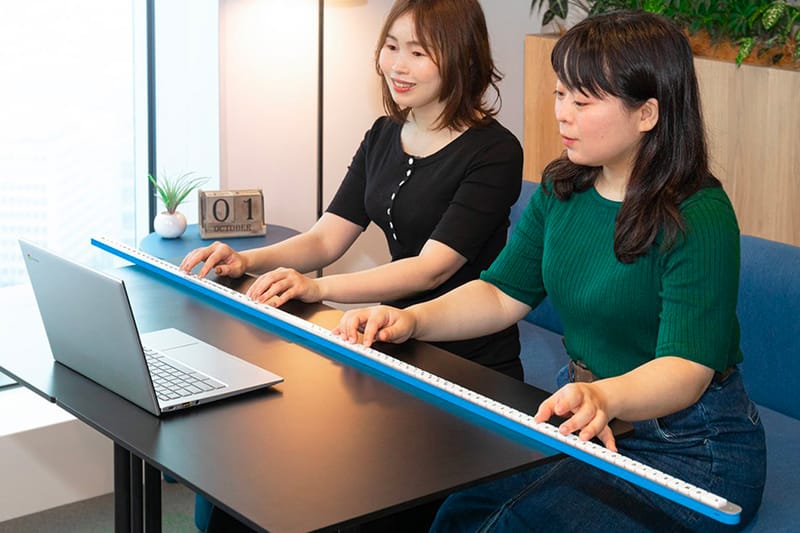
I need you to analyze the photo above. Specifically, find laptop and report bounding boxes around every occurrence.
[19,239,283,416]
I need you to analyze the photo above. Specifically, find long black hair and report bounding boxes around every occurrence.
[544,10,719,263]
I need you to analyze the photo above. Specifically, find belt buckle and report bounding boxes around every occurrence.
[569,359,596,383]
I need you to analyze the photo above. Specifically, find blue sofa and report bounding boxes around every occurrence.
[513,180,800,531]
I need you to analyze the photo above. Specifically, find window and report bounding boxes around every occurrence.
[0,0,146,286]
[0,0,219,287]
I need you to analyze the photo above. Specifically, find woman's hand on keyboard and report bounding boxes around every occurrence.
[180,242,248,279]
[535,382,617,452]
[246,267,320,307]
[333,305,416,347]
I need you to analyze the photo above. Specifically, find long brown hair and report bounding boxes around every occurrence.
[375,0,502,130]
[544,11,720,263]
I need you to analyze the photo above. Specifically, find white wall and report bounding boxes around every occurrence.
[0,388,113,522]
[0,284,114,524]
[482,0,543,140]
[320,0,393,278]
[219,0,319,234]
[221,0,542,277]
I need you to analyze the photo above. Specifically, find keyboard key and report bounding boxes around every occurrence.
[144,347,223,399]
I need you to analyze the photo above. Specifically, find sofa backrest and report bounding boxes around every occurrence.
[510,181,800,418]
[508,180,564,334]
[509,180,537,237]
[510,181,564,334]
[737,235,800,418]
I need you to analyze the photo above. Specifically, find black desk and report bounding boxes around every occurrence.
[0,270,558,532]
[139,223,300,259]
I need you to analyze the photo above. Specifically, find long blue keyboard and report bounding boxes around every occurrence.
[92,236,742,525]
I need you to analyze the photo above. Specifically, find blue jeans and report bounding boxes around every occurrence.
[431,366,766,532]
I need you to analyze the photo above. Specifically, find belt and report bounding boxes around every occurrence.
[713,365,737,384]
[567,359,598,383]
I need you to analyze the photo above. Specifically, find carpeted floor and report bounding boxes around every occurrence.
[0,479,198,533]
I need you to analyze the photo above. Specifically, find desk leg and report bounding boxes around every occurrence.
[144,462,162,533]
[114,443,131,533]
[131,455,144,533]
[113,444,161,532]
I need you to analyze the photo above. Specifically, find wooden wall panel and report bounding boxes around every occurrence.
[524,34,800,246]
[522,35,560,183]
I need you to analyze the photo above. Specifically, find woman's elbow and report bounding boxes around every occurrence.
[415,263,463,292]
[423,271,454,291]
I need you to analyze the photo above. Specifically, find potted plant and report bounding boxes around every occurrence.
[530,0,800,68]
[148,171,209,238]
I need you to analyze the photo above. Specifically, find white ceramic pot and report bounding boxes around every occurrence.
[153,211,187,239]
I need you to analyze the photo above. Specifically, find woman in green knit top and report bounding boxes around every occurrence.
[335,10,766,532]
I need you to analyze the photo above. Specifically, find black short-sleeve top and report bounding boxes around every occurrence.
[327,116,523,373]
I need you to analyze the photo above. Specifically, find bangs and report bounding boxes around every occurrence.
[409,6,442,66]
[379,3,439,64]
[551,30,618,99]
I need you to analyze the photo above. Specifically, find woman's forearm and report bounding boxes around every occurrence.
[243,213,362,274]
[598,356,715,422]
[409,280,531,342]
[314,239,465,303]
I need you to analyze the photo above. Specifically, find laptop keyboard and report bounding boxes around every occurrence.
[144,347,226,402]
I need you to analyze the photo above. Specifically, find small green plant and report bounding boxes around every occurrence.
[148,171,209,214]
[530,0,800,66]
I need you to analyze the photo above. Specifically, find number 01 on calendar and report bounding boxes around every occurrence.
[198,189,267,239]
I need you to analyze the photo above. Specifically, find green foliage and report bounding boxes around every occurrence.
[529,0,800,66]
[148,172,209,214]
[530,0,572,25]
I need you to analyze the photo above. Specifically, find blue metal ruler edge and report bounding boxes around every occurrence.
[91,237,739,525]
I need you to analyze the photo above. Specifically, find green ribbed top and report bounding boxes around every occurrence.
[482,183,742,378]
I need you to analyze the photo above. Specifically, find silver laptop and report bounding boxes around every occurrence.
[19,239,283,416]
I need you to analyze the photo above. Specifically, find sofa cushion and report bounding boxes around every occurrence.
[741,404,800,532]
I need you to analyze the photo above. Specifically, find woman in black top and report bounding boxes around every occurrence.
[180,0,523,378]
